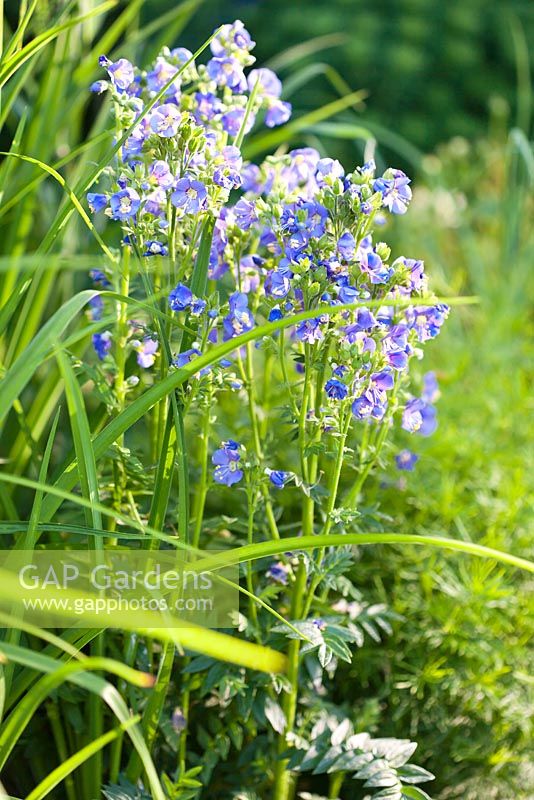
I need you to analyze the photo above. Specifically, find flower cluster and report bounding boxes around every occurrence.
[87,19,449,489]
[87,22,291,260]
[202,148,448,447]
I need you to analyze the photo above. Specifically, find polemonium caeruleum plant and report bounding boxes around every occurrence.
[85,20,451,800]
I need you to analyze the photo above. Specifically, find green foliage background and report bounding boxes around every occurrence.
[175,0,533,152]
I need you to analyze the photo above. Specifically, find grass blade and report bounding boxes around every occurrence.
[0,1,118,88]
[0,152,116,261]
[0,289,95,427]
[26,716,140,800]
[0,642,165,800]
[194,533,534,576]
[55,349,102,533]
[0,570,288,673]
[244,90,368,158]
[0,279,30,338]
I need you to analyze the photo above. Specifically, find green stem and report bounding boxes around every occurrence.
[239,343,280,540]
[46,701,77,800]
[191,397,211,549]
[279,329,300,419]
[272,561,307,800]
[302,409,351,619]
[109,245,131,533]
[273,344,317,800]
[328,770,345,798]
[246,493,259,632]
[176,397,213,772]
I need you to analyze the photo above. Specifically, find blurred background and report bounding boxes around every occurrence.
[160,0,534,160]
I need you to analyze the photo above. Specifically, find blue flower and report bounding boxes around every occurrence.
[371,369,394,391]
[267,469,291,488]
[382,324,411,370]
[87,192,108,213]
[206,57,246,91]
[210,20,255,56]
[215,166,242,190]
[395,450,419,471]
[100,56,134,90]
[402,398,437,436]
[337,231,356,261]
[352,388,387,421]
[359,249,393,284]
[150,103,181,137]
[222,292,255,340]
[171,177,207,214]
[422,371,440,404]
[89,269,110,287]
[405,304,449,342]
[221,108,255,136]
[212,440,243,486]
[395,257,425,292]
[144,240,168,256]
[146,57,180,93]
[269,306,283,322]
[315,157,344,186]
[360,159,376,177]
[132,337,158,368]
[169,283,193,311]
[233,198,257,230]
[295,318,324,344]
[373,169,412,215]
[93,331,112,360]
[325,378,348,400]
[266,561,290,584]
[338,283,359,304]
[265,270,291,298]
[148,160,174,188]
[353,308,377,331]
[247,68,282,98]
[213,163,242,190]
[171,707,187,733]
[90,80,108,94]
[193,91,223,122]
[191,298,207,316]
[173,347,201,368]
[265,100,292,128]
[88,296,103,321]
[109,188,140,220]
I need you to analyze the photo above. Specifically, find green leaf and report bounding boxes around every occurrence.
[400,787,433,800]
[0,152,115,260]
[190,214,215,299]
[26,717,141,800]
[0,566,287,674]
[264,696,287,734]
[55,350,102,533]
[0,290,96,427]
[0,279,30,338]
[21,408,60,550]
[194,533,534,576]
[397,765,435,785]
[0,1,118,88]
